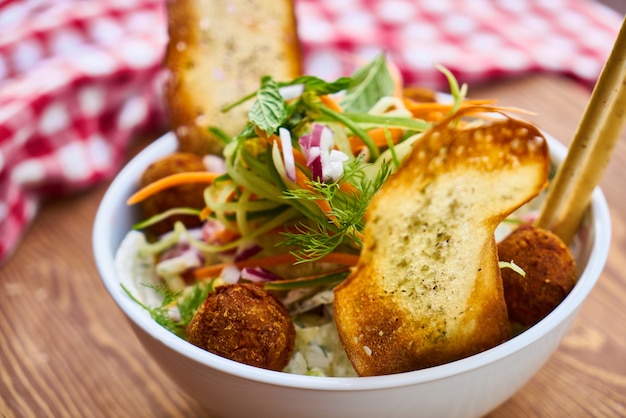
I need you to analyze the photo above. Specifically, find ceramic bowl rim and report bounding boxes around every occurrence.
[93,131,611,391]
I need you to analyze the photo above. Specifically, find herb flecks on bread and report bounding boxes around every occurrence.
[333,110,550,376]
[164,0,302,156]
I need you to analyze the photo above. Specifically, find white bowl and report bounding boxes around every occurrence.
[93,132,611,418]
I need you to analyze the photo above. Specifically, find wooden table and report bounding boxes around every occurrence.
[1,74,625,417]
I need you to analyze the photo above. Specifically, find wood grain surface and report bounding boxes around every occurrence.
[1,74,625,417]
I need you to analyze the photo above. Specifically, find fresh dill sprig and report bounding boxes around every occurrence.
[281,158,391,262]
[177,282,213,325]
[122,283,181,335]
[121,281,212,339]
[281,222,346,262]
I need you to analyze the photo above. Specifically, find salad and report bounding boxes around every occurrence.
[115,55,529,376]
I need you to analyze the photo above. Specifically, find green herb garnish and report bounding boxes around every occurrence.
[281,158,391,262]
[121,282,212,339]
[248,76,288,134]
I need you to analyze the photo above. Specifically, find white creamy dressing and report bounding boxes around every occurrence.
[114,229,357,377]
[284,317,357,377]
[115,231,162,308]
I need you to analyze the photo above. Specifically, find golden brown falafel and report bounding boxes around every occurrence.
[498,224,578,327]
[139,152,207,235]
[186,283,296,371]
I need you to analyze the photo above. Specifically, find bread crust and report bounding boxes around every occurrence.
[164,0,302,155]
[334,112,550,376]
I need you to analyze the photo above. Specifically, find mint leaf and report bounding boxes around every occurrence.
[249,76,287,134]
[340,53,395,113]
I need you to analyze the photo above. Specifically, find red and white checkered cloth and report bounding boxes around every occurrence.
[0,0,622,263]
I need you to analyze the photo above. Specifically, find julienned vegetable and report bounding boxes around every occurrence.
[117,55,516,376]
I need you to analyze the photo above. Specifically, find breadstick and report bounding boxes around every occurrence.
[535,17,626,244]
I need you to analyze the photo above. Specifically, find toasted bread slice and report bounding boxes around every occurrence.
[164,0,302,156]
[334,112,550,376]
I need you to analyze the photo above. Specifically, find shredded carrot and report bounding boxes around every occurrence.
[193,251,360,280]
[254,126,269,136]
[320,95,343,113]
[403,99,497,120]
[126,171,220,205]
[255,130,280,147]
[294,168,336,223]
[351,229,365,242]
[199,206,213,221]
[348,127,404,154]
[211,227,240,245]
[292,148,307,168]
[264,268,351,290]
[339,180,360,196]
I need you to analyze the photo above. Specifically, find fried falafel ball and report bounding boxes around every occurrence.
[186,283,296,371]
[139,152,207,236]
[498,224,578,327]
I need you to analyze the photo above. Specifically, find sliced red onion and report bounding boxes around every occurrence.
[234,240,262,262]
[305,146,321,166]
[299,124,323,153]
[279,127,296,182]
[240,267,282,282]
[299,124,351,182]
[201,219,235,245]
[300,124,328,182]
[299,133,312,154]
[221,265,241,284]
[160,242,190,261]
[309,155,323,182]
[326,149,350,182]
[160,243,204,265]
[186,227,204,241]
[156,246,204,279]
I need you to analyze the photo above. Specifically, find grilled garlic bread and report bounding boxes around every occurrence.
[334,111,550,376]
[164,0,302,156]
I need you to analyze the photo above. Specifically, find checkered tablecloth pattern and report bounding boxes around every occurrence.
[0,0,622,263]
[299,0,622,88]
